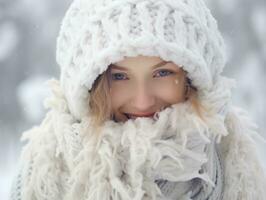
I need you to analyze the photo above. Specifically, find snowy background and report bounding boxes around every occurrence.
[0,0,265,199]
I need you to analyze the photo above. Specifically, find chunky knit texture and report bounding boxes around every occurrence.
[9,80,266,200]
[56,0,227,119]
[156,139,224,200]
[9,0,266,199]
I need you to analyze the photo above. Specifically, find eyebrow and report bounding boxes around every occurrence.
[110,61,170,71]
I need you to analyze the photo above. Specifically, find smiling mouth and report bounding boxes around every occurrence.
[124,113,155,119]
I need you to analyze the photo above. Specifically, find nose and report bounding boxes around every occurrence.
[130,84,156,111]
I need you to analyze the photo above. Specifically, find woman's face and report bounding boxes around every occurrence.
[109,55,187,122]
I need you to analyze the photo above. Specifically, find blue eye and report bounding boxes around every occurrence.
[111,73,127,81]
[155,69,173,77]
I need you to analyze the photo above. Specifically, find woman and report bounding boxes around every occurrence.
[10,0,266,199]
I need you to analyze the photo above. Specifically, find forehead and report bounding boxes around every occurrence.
[104,55,187,89]
[111,55,182,71]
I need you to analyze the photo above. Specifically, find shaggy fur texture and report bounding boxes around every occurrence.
[9,80,266,200]
[9,0,266,199]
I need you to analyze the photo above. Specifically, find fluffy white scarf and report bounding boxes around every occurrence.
[14,79,266,200]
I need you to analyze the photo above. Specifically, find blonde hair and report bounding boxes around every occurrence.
[88,66,205,130]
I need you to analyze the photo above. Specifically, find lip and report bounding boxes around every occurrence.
[125,112,156,118]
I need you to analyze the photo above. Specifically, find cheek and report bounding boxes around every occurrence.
[109,85,130,122]
[109,84,130,110]
[153,77,186,103]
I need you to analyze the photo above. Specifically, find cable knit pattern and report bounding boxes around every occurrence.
[56,0,226,119]
[9,0,266,199]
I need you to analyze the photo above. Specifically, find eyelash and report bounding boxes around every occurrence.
[111,69,174,81]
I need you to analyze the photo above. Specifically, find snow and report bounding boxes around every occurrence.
[20,0,49,19]
[233,53,266,170]
[251,7,266,43]
[0,153,18,200]
[16,75,52,123]
[233,53,265,128]
[1,0,266,199]
[217,0,239,14]
[0,22,19,61]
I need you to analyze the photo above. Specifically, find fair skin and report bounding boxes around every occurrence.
[108,55,187,122]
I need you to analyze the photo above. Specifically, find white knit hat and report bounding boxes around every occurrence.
[56,0,230,120]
